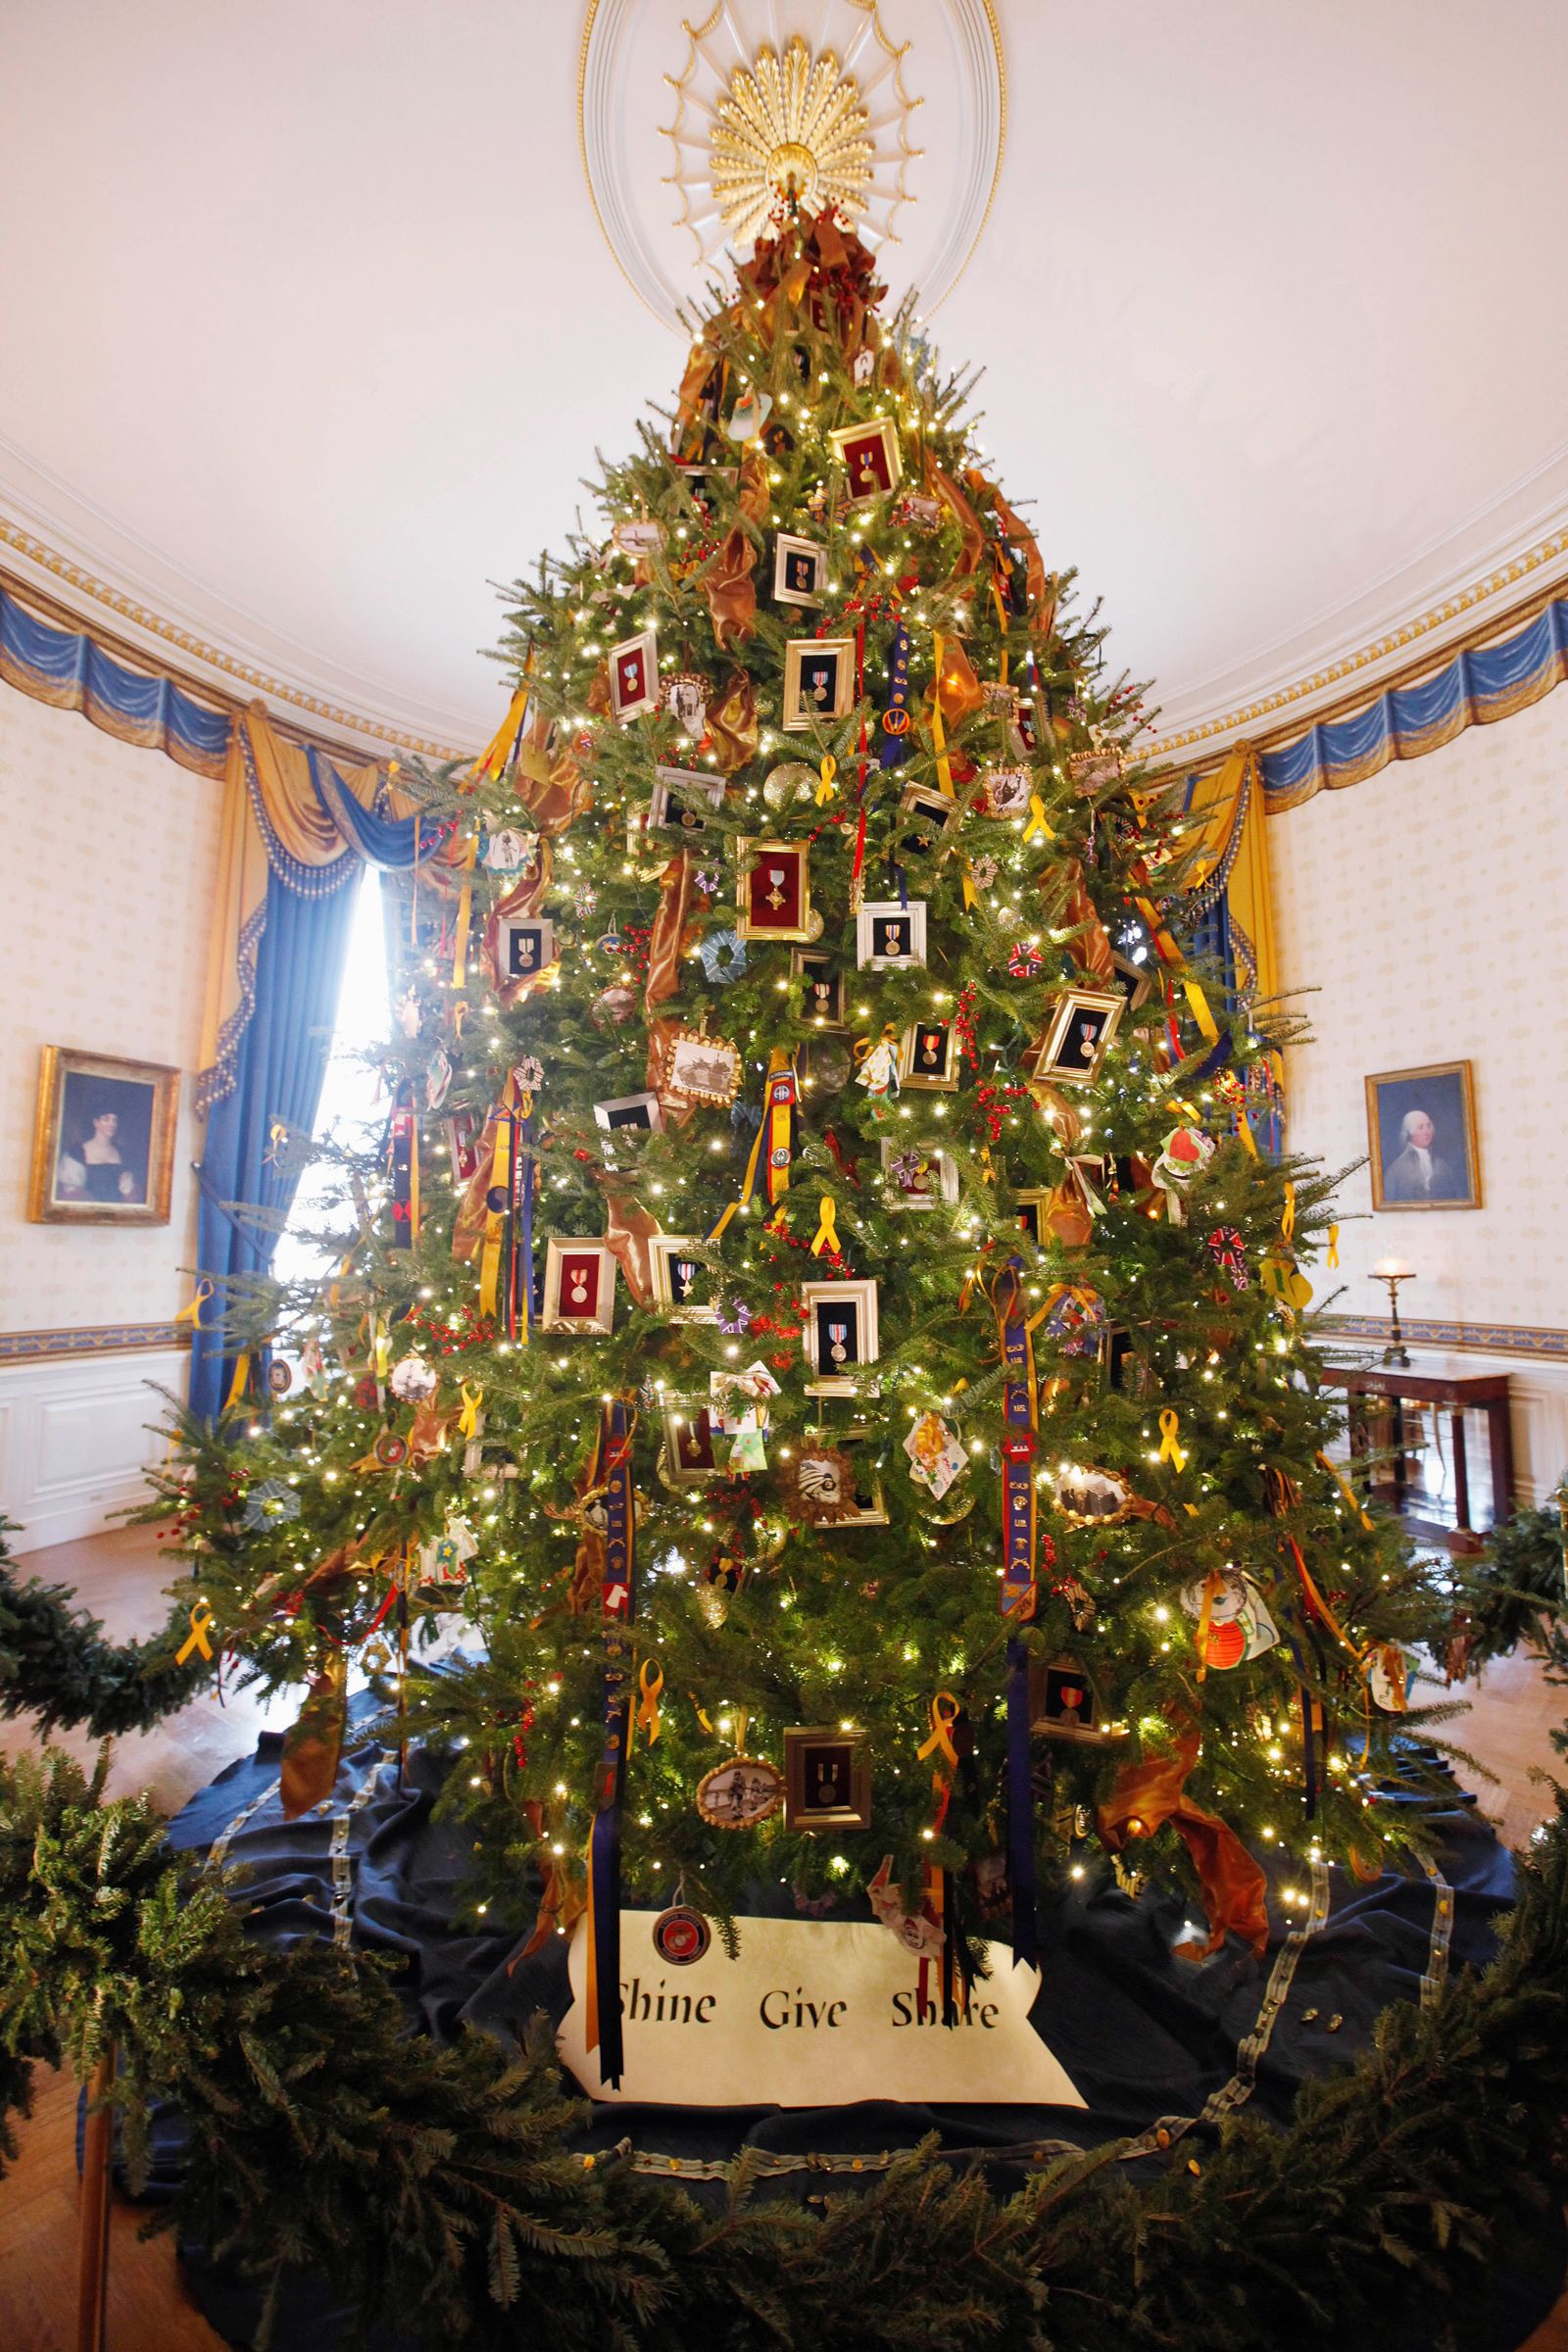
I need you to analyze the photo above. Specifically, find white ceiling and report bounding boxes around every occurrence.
[2,1,1567,757]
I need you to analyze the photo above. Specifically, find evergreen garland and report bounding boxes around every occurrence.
[4,1740,1567,2350]
[0,1523,199,1739]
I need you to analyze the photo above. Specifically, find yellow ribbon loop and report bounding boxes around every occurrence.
[1022,793,1054,843]
[690,1693,715,1736]
[223,1352,251,1411]
[809,1194,841,1257]
[815,754,838,806]
[1316,1447,1375,1533]
[961,858,978,911]
[635,1660,663,1747]
[1157,1408,1189,1473]
[916,1690,960,1774]
[1281,1183,1297,1246]
[1326,1223,1340,1268]
[911,1684,963,1768]
[977,1146,996,1186]
[457,1383,484,1441]
[173,1279,214,1330]
[175,1599,217,1667]
[453,999,469,1040]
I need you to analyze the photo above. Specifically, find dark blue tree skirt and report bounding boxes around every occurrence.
[105,1712,1557,2350]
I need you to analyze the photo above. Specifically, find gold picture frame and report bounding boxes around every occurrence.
[1033,989,1125,1087]
[783,1727,872,1831]
[1365,1060,1482,1211]
[540,1240,617,1335]
[801,1277,880,1398]
[662,1402,719,1486]
[898,1018,959,1092]
[782,636,856,732]
[827,416,903,502]
[648,1236,718,1322]
[736,839,813,942]
[28,1046,180,1226]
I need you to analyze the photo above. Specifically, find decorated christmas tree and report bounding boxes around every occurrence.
[155,207,1451,2092]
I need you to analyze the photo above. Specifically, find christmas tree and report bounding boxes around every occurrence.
[159,208,1450,2090]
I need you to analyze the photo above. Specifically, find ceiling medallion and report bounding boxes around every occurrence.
[706,36,876,246]
[579,0,1004,330]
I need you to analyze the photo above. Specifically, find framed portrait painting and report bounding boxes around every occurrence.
[1365,1061,1481,1210]
[29,1047,179,1225]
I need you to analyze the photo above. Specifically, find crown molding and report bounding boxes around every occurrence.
[1141,450,1568,767]
[0,436,472,763]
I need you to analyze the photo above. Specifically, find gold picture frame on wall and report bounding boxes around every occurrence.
[1365,1061,1482,1210]
[28,1047,180,1226]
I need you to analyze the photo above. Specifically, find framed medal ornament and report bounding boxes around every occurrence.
[828,416,902,502]
[792,949,847,1029]
[648,1236,718,1321]
[772,531,827,609]
[662,1403,718,1485]
[594,1092,664,1136]
[444,1105,482,1185]
[784,1728,872,1831]
[839,1436,890,1526]
[1033,989,1124,1087]
[782,637,856,732]
[650,765,725,836]
[1110,952,1154,1016]
[540,1241,617,1335]
[736,839,812,941]
[899,1018,958,1091]
[493,914,557,989]
[857,900,926,971]
[801,1277,879,1397]
[881,1139,959,1210]
[898,783,955,846]
[608,628,660,721]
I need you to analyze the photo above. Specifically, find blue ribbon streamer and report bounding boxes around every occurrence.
[592,1400,636,2086]
[1006,1638,1038,1971]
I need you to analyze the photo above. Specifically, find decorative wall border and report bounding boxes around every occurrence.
[0,1323,192,1363]
[1315,1314,1568,1363]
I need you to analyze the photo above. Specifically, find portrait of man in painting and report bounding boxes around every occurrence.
[1366,1061,1481,1211]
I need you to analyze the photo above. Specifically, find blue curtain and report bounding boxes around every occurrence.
[190,872,363,1421]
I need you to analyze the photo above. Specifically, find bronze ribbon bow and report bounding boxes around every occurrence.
[1099,1731,1269,1957]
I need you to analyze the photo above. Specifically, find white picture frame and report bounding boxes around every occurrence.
[857,900,927,971]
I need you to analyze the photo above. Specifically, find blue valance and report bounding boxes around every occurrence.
[0,577,231,775]
[1260,590,1568,809]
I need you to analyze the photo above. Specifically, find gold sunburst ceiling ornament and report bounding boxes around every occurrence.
[709,37,872,243]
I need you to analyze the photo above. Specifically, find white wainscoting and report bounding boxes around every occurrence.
[0,1349,185,1554]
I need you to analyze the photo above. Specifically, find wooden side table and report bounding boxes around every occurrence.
[1319,1365,1513,1553]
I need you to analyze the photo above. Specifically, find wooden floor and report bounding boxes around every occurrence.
[2,1524,1566,2350]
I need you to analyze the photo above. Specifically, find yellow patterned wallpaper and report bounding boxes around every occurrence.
[1272,681,1568,1335]
[0,687,221,1331]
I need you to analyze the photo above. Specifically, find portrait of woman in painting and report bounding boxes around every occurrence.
[29,1048,179,1225]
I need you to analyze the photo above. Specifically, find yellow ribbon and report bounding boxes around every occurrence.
[930,633,955,798]
[815,754,838,806]
[961,858,978,912]
[916,1690,960,1774]
[451,832,478,987]
[690,1693,715,1736]
[477,1105,514,1318]
[977,1146,996,1186]
[1316,1448,1375,1533]
[453,1000,469,1041]
[1326,1223,1340,1268]
[1281,1183,1297,1246]
[1193,1567,1223,1684]
[635,1659,663,1747]
[1157,1407,1189,1473]
[990,577,1009,681]
[809,1194,841,1257]
[457,1383,484,1441]
[223,1352,251,1411]
[1023,793,1054,843]
[1183,979,1219,1045]
[175,1599,216,1667]
[173,1279,213,1330]
[469,667,532,788]
[373,1319,390,1382]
